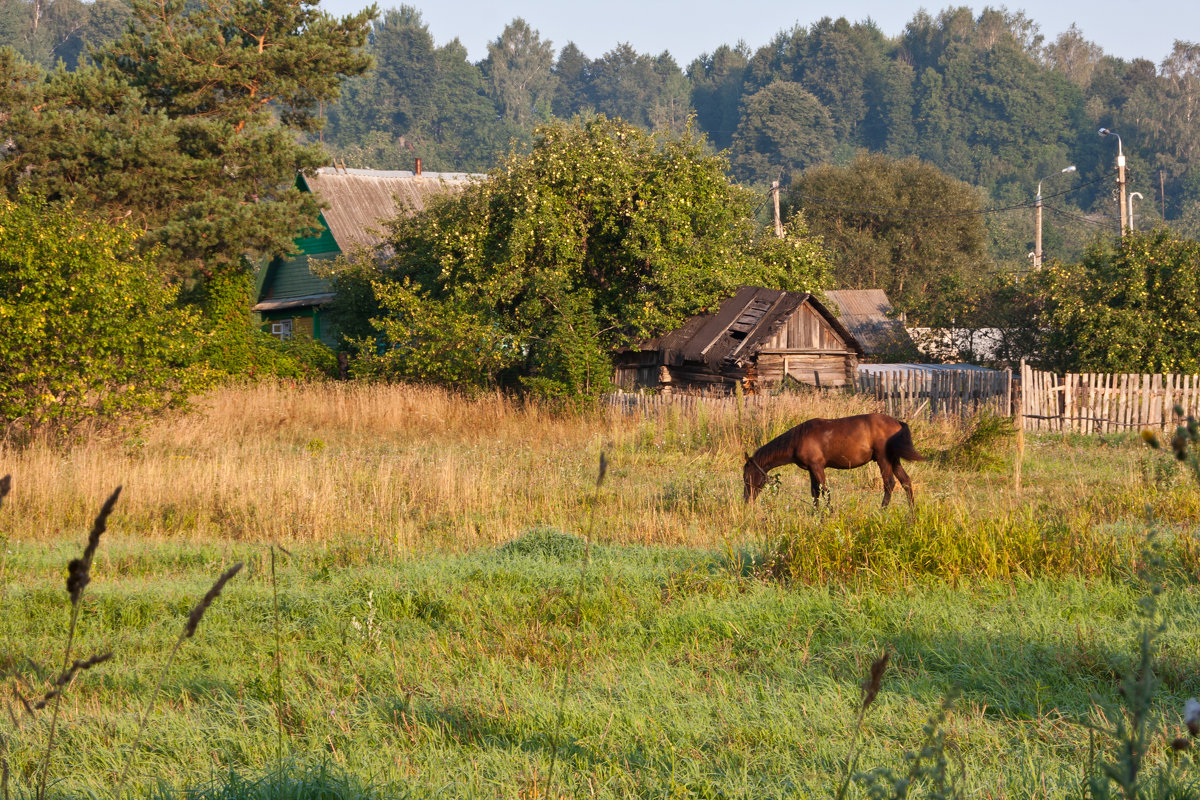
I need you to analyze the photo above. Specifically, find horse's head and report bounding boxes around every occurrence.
[743,452,768,502]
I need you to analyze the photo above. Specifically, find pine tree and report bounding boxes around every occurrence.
[1,0,375,282]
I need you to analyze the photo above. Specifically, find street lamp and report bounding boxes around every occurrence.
[1033,165,1076,269]
[1099,127,1128,235]
[1128,191,1144,232]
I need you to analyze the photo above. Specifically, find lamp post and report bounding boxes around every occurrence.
[1099,127,1128,235]
[1128,191,1144,232]
[1033,165,1076,269]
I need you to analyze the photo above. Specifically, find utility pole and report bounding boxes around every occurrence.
[1100,128,1128,235]
[1034,190,1043,269]
[1118,147,1128,235]
[1160,170,1166,220]
[1033,166,1074,269]
[771,180,783,238]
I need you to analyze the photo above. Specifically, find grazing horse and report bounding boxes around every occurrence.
[743,413,923,507]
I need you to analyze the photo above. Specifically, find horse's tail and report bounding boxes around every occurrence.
[886,422,925,463]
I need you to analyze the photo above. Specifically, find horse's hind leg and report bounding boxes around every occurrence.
[877,458,896,508]
[894,462,915,506]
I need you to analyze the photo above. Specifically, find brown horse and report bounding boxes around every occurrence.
[743,413,923,507]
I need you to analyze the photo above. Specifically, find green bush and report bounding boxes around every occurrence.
[0,193,203,441]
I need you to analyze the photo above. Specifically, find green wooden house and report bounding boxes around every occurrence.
[255,165,479,345]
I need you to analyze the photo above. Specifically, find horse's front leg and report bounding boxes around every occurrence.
[808,464,829,508]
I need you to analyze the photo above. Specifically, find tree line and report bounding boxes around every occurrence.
[9,0,1197,233]
[289,3,1200,320]
[6,0,1200,284]
[318,6,1200,228]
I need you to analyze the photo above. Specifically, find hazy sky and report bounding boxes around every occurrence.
[316,0,1196,67]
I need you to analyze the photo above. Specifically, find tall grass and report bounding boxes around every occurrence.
[1,381,1196,579]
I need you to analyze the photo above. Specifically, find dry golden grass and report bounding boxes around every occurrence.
[0,382,921,551]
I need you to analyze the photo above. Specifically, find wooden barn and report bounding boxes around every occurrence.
[254,164,479,345]
[613,286,864,393]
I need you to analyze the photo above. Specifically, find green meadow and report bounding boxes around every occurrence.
[2,383,1199,798]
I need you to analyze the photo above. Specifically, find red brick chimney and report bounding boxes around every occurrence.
[414,157,422,176]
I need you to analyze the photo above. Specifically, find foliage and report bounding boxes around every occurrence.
[790,152,992,315]
[1040,229,1200,373]
[686,43,749,151]
[0,0,129,69]
[587,44,692,132]
[349,279,515,388]
[12,2,1200,243]
[909,270,1047,365]
[1,0,375,283]
[728,80,835,186]
[481,17,556,126]
[324,5,520,175]
[346,115,832,397]
[325,6,519,174]
[0,193,201,441]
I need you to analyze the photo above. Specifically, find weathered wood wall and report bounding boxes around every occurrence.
[756,353,856,388]
[761,304,845,350]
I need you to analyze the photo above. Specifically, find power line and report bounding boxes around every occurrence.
[1043,203,1112,229]
[786,175,1106,220]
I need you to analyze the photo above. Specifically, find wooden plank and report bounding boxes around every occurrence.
[1044,369,1051,431]
[1034,365,1042,431]
[1043,370,1051,431]
[1033,368,1041,431]
[1154,373,1164,429]
[1105,373,1115,432]
[1140,373,1151,431]
[1019,362,1026,429]
[1085,373,1094,435]
[1056,371,1064,432]
[1065,372,1075,434]
[1086,373,1096,435]
[1028,363,1035,431]
[1113,374,1123,431]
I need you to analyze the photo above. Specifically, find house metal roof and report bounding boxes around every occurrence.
[301,167,480,252]
[255,167,482,313]
[824,289,910,355]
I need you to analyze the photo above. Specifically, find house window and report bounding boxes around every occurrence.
[271,319,293,340]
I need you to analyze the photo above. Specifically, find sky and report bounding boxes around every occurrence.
[315,0,1197,67]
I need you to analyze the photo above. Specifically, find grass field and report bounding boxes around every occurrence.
[2,382,1200,798]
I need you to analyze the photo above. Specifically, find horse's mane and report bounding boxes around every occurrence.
[752,419,819,463]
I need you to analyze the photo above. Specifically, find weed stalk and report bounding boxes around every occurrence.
[36,486,120,800]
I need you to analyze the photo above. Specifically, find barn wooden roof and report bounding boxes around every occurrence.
[824,289,910,356]
[642,287,862,367]
[300,167,480,251]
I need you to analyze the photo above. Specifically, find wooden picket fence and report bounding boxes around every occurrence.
[856,368,1013,418]
[605,392,772,416]
[605,367,1014,419]
[1020,362,1200,432]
